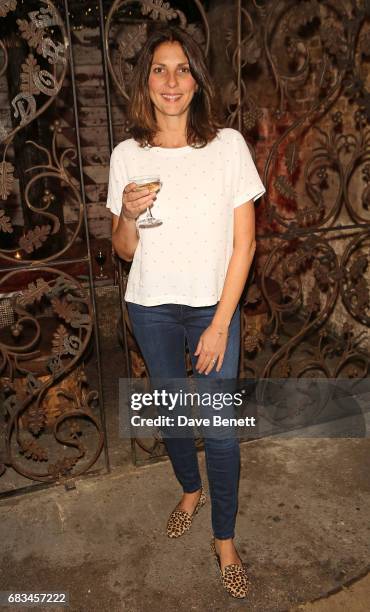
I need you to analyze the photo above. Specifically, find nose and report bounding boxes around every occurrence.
[166,70,178,88]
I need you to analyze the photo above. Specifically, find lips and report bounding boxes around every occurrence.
[161,94,182,102]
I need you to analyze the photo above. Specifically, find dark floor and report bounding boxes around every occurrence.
[0,433,369,611]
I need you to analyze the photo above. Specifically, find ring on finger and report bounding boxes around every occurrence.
[211,358,216,364]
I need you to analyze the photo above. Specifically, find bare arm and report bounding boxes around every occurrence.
[194,200,256,374]
[111,212,138,262]
[212,200,256,330]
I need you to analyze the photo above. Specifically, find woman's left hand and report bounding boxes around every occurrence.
[194,324,228,375]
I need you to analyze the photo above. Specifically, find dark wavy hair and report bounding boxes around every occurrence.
[127,25,224,148]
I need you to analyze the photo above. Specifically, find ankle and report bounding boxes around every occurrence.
[214,538,234,553]
[215,537,233,546]
[183,488,201,498]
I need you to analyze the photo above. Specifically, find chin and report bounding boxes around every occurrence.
[165,109,186,116]
[163,101,192,114]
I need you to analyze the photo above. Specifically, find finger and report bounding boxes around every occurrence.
[196,348,209,368]
[215,353,224,373]
[204,355,218,376]
[123,183,146,199]
[122,190,149,212]
[127,190,152,203]
[194,339,202,356]
[137,203,156,216]
[133,182,160,195]
[123,199,155,220]
[125,182,141,192]
[126,194,155,217]
[196,351,211,373]
[132,194,156,212]
[196,354,206,372]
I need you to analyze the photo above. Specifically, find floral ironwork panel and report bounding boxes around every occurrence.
[0,0,106,492]
[0,0,75,263]
[0,268,104,482]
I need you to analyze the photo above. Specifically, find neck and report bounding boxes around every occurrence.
[153,113,188,147]
[153,135,188,147]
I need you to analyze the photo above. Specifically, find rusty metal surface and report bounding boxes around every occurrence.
[0,0,107,492]
[102,0,369,463]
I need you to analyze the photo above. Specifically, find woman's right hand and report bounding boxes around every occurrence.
[121,182,156,221]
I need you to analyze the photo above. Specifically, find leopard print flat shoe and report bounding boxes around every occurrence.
[166,488,207,538]
[211,539,250,599]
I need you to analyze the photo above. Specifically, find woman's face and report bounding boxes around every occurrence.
[148,41,198,121]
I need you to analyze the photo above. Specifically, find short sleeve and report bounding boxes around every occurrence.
[232,132,266,208]
[106,145,129,216]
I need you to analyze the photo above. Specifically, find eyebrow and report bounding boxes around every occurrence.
[151,62,190,67]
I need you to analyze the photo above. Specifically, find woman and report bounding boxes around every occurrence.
[107,25,265,599]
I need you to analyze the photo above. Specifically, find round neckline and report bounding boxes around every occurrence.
[149,144,193,155]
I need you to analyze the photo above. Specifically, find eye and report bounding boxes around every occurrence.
[180,66,190,73]
[152,66,164,74]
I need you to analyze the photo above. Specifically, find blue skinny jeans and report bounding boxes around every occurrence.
[126,301,241,539]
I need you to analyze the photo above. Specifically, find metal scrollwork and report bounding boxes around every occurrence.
[0,1,17,19]
[0,1,105,490]
[0,0,70,264]
[233,1,370,386]
[341,230,370,327]
[12,1,68,136]
[0,122,84,262]
[0,269,104,482]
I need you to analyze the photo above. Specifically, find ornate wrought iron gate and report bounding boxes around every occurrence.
[0,0,109,498]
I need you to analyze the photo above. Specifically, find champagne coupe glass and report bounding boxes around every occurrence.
[128,175,162,228]
[95,248,106,279]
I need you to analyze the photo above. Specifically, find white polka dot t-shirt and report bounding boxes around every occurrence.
[106,127,266,306]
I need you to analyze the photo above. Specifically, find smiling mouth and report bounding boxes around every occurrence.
[161,94,182,102]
